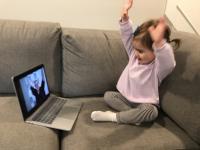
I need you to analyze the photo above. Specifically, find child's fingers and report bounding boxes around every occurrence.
[129,0,133,4]
[124,0,133,9]
[159,16,165,23]
[158,17,167,29]
[148,26,154,33]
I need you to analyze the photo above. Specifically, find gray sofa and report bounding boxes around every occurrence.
[0,19,199,150]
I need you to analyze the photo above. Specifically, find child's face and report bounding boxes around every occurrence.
[133,40,155,65]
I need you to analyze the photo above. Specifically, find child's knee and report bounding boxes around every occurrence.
[104,91,114,103]
[139,104,158,121]
[150,105,158,121]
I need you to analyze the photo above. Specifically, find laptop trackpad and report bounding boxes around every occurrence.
[51,105,81,131]
[58,105,80,120]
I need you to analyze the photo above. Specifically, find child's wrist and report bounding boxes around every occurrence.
[154,39,166,49]
[121,16,129,22]
[121,10,129,22]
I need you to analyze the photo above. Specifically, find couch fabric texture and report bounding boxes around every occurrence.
[160,31,200,144]
[0,19,199,150]
[0,96,59,150]
[0,19,62,94]
[61,97,200,150]
[61,28,128,97]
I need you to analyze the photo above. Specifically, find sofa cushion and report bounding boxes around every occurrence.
[61,97,200,150]
[61,28,128,97]
[0,96,59,150]
[160,31,200,144]
[0,19,62,94]
[0,123,59,150]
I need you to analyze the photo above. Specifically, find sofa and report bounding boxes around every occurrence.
[0,18,199,150]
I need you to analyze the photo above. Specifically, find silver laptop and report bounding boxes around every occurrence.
[12,64,82,131]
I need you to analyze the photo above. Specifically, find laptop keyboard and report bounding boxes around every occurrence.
[32,98,67,124]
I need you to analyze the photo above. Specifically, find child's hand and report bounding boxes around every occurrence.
[123,0,133,11]
[121,0,133,22]
[148,17,167,48]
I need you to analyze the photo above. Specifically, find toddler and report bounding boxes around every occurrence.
[91,0,180,125]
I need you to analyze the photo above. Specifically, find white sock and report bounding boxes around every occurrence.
[91,111,117,122]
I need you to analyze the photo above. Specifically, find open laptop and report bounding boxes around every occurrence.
[12,64,82,131]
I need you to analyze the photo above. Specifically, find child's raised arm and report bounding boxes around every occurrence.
[121,0,133,22]
[148,17,167,48]
[149,17,176,82]
[119,0,134,56]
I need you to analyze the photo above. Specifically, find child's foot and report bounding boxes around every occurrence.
[91,111,117,122]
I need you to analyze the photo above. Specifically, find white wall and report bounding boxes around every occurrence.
[0,0,166,30]
[165,0,200,35]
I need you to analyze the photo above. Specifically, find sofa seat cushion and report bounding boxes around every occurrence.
[0,19,62,94]
[61,97,200,150]
[0,96,59,150]
[61,28,128,97]
[160,31,200,144]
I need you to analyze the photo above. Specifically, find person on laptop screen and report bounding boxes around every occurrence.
[19,68,49,112]
[30,71,47,105]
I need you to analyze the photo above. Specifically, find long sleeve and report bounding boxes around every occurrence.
[153,41,176,83]
[119,19,134,56]
[117,20,176,106]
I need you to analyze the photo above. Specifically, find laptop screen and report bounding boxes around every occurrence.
[12,64,50,120]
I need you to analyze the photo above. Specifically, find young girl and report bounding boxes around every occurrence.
[91,0,180,125]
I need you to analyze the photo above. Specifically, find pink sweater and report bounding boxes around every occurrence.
[116,19,176,105]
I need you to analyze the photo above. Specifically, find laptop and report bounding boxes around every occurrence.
[12,64,82,131]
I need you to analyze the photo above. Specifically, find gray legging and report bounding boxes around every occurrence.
[104,91,159,124]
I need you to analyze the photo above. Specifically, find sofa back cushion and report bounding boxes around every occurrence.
[160,31,200,144]
[0,19,62,94]
[61,28,128,97]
